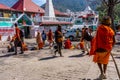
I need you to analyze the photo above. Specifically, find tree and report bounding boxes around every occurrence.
[102,0,120,30]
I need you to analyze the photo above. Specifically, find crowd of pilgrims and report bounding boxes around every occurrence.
[3,16,116,79]
[6,24,95,56]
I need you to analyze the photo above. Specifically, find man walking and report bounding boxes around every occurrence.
[54,25,63,57]
[14,23,24,55]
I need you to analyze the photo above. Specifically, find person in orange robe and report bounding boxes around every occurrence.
[36,32,43,49]
[14,23,24,55]
[64,38,72,49]
[47,29,53,49]
[90,16,115,79]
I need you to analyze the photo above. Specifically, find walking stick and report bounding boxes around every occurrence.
[110,53,120,79]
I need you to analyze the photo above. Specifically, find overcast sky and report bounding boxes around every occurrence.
[33,0,46,6]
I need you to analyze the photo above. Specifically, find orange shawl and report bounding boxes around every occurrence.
[90,25,115,55]
[15,27,20,40]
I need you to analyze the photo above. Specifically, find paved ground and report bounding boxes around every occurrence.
[0,39,120,80]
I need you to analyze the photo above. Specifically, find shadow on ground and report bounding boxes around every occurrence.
[39,56,58,61]
[115,56,120,59]
[82,77,101,80]
[0,53,16,58]
[69,52,85,58]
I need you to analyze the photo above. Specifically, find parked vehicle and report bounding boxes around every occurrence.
[115,31,120,43]
[64,28,81,40]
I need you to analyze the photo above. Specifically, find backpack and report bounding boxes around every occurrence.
[20,30,24,38]
[84,32,93,41]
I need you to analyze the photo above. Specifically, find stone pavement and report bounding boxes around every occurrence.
[0,39,120,80]
[0,47,120,80]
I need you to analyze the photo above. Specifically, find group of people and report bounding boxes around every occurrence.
[35,25,64,57]
[36,29,54,49]
[7,16,115,79]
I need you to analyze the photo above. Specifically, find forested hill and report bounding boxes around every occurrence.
[0,0,101,12]
[51,0,101,12]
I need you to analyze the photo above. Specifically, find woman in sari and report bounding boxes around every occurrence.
[90,16,115,79]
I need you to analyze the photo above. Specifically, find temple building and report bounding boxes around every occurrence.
[0,0,72,40]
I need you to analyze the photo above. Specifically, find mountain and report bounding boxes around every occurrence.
[52,0,101,12]
[0,0,101,12]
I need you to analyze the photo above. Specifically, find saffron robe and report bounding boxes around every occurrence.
[64,39,72,49]
[47,31,53,43]
[90,25,115,64]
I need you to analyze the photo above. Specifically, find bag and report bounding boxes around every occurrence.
[57,38,63,42]
[84,32,93,41]
[20,30,24,38]
[54,45,58,49]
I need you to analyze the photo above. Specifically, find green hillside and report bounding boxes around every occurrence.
[52,0,101,12]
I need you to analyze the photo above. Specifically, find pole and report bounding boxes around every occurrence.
[111,53,120,79]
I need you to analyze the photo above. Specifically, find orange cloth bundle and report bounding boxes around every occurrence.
[80,41,84,49]
[22,43,28,51]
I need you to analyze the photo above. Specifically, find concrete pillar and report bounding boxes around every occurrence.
[45,0,55,17]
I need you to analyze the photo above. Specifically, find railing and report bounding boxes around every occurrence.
[0,17,15,22]
[32,16,72,23]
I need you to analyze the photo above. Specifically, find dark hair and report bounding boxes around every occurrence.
[14,23,17,27]
[58,25,62,32]
[101,16,111,26]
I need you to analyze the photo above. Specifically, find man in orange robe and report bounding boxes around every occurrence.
[90,16,115,79]
[14,23,24,55]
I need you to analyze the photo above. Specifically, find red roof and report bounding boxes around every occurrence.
[40,21,72,26]
[54,10,70,17]
[78,13,95,18]
[12,0,44,13]
[0,3,11,10]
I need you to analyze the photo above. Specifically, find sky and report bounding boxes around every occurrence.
[33,0,46,6]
